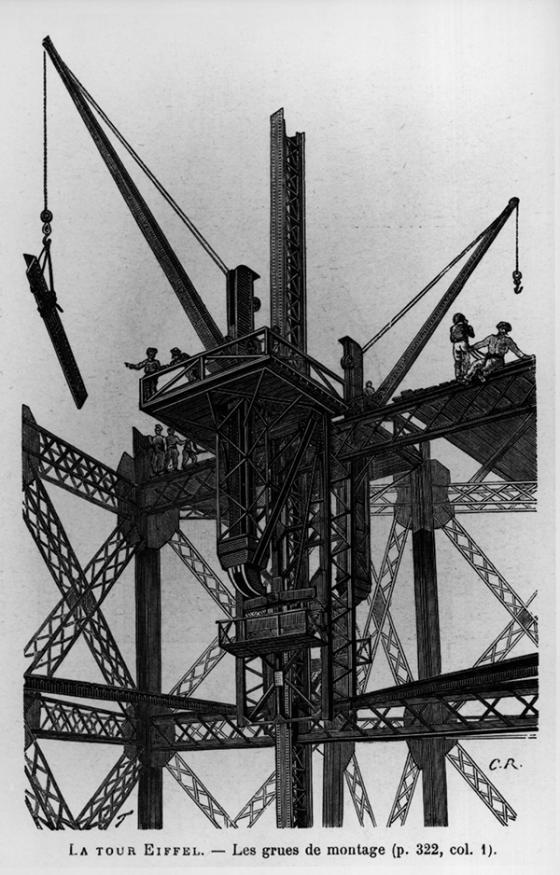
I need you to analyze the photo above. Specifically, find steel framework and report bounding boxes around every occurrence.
[22,66,538,830]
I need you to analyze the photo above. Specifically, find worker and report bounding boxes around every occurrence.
[165,427,185,471]
[124,347,161,399]
[168,346,198,381]
[363,380,376,407]
[182,437,198,469]
[465,321,526,382]
[149,424,166,476]
[449,313,475,381]
[169,347,190,366]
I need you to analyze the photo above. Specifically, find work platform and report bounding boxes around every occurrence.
[139,328,347,447]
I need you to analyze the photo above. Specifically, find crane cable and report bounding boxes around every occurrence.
[64,66,229,276]
[38,51,58,302]
[512,202,523,294]
[361,216,500,355]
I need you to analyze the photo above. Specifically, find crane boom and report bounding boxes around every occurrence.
[372,197,519,407]
[42,36,224,350]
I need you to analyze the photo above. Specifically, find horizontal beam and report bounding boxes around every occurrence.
[30,695,133,745]
[370,481,537,515]
[300,716,537,745]
[346,653,537,711]
[25,675,236,715]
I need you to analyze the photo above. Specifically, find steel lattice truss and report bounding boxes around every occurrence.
[166,754,237,828]
[76,754,140,829]
[22,366,538,832]
[370,480,537,515]
[360,496,537,826]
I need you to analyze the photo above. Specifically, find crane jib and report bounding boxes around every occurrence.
[41,36,224,352]
[373,198,519,407]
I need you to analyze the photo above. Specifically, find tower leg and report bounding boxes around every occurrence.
[410,446,449,827]
[136,547,163,829]
[275,723,313,828]
[322,742,353,827]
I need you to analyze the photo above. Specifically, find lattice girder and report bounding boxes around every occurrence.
[23,477,137,686]
[76,753,140,829]
[23,406,136,516]
[443,518,538,645]
[167,754,236,828]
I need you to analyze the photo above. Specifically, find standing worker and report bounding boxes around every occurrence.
[449,313,475,381]
[165,427,185,472]
[124,347,161,399]
[149,424,167,476]
[182,437,198,469]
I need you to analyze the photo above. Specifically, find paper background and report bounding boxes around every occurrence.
[0,0,557,871]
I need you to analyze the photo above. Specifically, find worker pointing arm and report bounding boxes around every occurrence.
[124,347,161,399]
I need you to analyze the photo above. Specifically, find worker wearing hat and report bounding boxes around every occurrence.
[149,423,167,476]
[124,347,161,400]
[466,321,526,382]
[450,312,475,380]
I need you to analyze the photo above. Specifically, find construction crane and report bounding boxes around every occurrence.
[23,37,537,833]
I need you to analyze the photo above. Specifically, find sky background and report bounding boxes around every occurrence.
[0,0,557,871]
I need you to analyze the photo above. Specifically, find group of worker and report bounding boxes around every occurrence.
[124,346,192,399]
[148,424,198,477]
[359,314,527,404]
[450,313,526,382]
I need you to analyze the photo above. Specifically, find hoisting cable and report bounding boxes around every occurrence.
[38,50,61,312]
[23,47,88,408]
[361,215,500,354]
[512,201,523,294]
[64,67,229,276]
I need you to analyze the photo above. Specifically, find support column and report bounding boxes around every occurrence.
[270,108,307,354]
[132,428,178,830]
[410,444,448,827]
[135,546,163,830]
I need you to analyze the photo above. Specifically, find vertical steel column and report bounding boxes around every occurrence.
[226,265,260,340]
[409,444,448,827]
[132,429,178,830]
[323,338,369,825]
[270,108,307,354]
[135,546,162,829]
[273,433,314,828]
